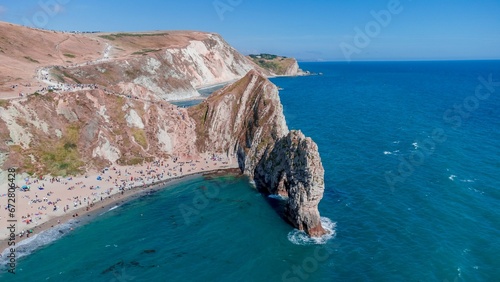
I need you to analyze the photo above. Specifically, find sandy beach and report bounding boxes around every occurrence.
[0,152,238,253]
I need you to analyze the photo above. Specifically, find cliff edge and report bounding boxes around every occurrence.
[247,53,308,77]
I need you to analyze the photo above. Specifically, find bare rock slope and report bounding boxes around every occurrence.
[51,32,254,101]
[0,90,198,176]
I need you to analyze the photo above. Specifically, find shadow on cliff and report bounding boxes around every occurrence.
[250,131,328,237]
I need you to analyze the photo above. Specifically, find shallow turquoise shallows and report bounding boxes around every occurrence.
[1,61,499,281]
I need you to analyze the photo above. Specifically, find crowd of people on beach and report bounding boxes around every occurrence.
[1,154,234,240]
[1,37,238,242]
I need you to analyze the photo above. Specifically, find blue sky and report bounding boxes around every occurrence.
[1,0,499,61]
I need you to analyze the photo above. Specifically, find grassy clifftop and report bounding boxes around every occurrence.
[247,53,299,76]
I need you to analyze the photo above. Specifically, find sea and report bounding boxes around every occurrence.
[1,61,499,281]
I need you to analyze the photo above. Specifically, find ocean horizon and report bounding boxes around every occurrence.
[2,60,499,281]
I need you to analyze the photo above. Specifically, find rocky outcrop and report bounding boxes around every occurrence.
[247,54,308,77]
[254,131,326,236]
[188,69,288,174]
[189,70,327,236]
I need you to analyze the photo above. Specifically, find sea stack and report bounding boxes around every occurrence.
[255,131,327,237]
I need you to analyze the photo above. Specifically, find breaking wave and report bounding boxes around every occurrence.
[287,217,336,245]
[108,205,120,211]
[0,220,80,267]
[268,194,287,200]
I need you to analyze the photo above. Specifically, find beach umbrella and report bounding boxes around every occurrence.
[22,185,28,189]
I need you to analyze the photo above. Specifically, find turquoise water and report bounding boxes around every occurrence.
[2,61,499,281]
[171,84,227,108]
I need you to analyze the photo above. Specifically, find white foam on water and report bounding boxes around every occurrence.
[0,220,79,266]
[108,205,120,211]
[412,142,419,150]
[468,187,485,195]
[99,205,121,216]
[461,179,475,183]
[268,194,287,200]
[449,175,457,181]
[287,217,336,245]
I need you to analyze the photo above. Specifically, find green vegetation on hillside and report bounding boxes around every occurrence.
[132,128,148,148]
[0,99,9,108]
[52,67,82,84]
[24,56,40,63]
[99,33,169,41]
[18,124,85,176]
[132,48,162,55]
[248,53,294,75]
[249,53,287,60]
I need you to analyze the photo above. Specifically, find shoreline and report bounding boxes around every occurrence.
[196,80,235,91]
[0,166,241,255]
[173,71,310,104]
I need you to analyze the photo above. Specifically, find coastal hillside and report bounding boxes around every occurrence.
[248,53,307,76]
[0,22,325,237]
[0,22,305,100]
[0,22,103,98]
[0,89,199,176]
[52,31,255,101]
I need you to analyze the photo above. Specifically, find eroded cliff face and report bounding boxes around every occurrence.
[0,90,198,176]
[188,70,288,175]
[51,33,254,101]
[189,70,327,236]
